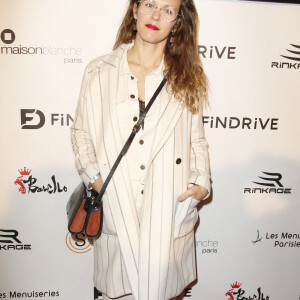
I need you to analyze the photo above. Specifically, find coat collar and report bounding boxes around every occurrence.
[96,43,128,69]
[97,43,165,77]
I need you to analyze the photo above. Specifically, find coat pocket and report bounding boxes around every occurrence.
[174,196,199,238]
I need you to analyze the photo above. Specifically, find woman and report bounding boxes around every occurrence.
[70,0,210,299]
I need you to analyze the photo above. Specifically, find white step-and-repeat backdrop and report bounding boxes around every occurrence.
[0,0,299,299]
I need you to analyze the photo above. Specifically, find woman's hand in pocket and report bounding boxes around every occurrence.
[178,184,208,202]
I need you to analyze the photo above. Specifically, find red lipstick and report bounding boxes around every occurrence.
[145,24,159,31]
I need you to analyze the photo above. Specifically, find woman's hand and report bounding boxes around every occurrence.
[91,177,104,193]
[178,184,208,202]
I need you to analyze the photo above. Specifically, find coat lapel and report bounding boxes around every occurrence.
[137,88,183,299]
[149,87,184,163]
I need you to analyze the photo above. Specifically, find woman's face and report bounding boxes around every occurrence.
[133,0,181,46]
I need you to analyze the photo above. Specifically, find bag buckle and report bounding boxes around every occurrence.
[84,196,99,213]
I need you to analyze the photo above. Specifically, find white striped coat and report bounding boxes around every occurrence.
[70,44,210,300]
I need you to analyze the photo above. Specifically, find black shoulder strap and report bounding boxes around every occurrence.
[95,78,167,206]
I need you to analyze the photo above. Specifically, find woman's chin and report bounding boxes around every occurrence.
[137,34,168,47]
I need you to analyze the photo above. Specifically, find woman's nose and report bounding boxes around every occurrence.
[151,7,161,20]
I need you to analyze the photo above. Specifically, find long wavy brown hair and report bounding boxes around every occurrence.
[114,0,208,113]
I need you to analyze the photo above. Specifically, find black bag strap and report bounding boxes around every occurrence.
[94,78,167,206]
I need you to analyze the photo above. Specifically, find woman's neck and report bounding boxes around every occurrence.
[127,36,165,72]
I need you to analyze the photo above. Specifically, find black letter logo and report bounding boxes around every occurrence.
[21,109,45,129]
[0,229,22,243]
[280,44,300,62]
[253,172,283,187]
[1,29,15,44]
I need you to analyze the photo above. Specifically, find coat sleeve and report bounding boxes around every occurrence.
[70,65,100,187]
[188,105,211,199]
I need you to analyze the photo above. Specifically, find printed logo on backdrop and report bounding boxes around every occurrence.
[0,29,15,44]
[225,282,269,300]
[271,43,300,69]
[66,232,92,254]
[184,289,192,297]
[0,28,82,64]
[203,116,279,130]
[252,229,300,249]
[0,229,31,250]
[0,290,59,298]
[14,167,67,194]
[20,109,73,129]
[199,45,237,60]
[195,239,219,254]
[244,172,292,194]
